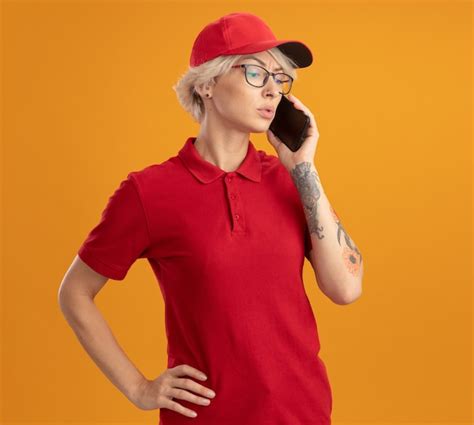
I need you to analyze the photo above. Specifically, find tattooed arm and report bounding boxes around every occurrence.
[289,161,364,305]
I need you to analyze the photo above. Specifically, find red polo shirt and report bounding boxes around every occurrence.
[77,136,333,425]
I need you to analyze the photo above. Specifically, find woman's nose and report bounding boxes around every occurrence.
[264,76,279,96]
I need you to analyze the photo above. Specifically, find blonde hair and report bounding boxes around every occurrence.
[172,47,299,124]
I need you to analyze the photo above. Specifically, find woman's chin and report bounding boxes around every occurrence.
[238,118,271,134]
[249,121,271,133]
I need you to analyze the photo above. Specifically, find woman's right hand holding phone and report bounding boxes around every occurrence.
[132,364,216,418]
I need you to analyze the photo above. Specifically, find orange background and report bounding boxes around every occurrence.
[1,1,472,425]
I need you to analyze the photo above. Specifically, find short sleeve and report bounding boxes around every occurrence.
[77,173,151,281]
[304,224,313,261]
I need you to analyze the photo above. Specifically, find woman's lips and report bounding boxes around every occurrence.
[257,109,275,119]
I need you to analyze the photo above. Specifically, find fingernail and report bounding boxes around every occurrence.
[200,374,207,380]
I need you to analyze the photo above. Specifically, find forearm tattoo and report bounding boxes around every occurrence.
[330,204,363,267]
[290,162,324,239]
[290,162,363,272]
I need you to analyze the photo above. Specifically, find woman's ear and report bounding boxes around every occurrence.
[194,83,212,99]
[197,88,215,101]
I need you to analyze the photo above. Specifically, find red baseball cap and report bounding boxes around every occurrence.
[190,12,313,69]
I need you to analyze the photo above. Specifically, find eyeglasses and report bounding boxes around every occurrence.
[231,64,293,95]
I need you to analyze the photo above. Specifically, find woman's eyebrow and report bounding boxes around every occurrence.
[241,55,284,71]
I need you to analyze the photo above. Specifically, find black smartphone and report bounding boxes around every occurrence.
[269,95,310,152]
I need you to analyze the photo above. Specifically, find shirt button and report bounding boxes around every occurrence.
[230,193,236,199]
[235,214,240,220]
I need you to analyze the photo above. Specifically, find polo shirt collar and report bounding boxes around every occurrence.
[178,137,262,184]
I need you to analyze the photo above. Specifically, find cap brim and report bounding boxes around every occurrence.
[274,40,313,68]
[223,39,313,68]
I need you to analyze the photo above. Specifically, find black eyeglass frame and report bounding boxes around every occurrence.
[231,64,294,95]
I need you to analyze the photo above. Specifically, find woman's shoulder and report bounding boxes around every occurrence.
[130,154,182,178]
[255,148,291,179]
[125,154,184,193]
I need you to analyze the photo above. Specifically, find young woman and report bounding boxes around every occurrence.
[58,11,363,425]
